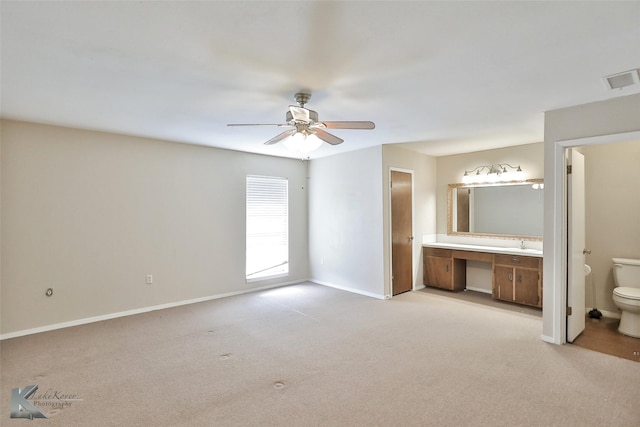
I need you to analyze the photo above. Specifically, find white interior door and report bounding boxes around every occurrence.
[567,149,586,342]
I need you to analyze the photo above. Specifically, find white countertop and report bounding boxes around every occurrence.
[423,242,543,258]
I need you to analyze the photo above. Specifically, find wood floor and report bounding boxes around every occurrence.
[572,316,640,363]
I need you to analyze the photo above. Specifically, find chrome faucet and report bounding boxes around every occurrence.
[520,240,526,250]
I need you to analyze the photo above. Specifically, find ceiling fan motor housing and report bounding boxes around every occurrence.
[286,109,319,123]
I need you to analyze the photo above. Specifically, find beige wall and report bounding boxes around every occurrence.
[382,144,437,296]
[1,120,309,336]
[435,143,544,236]
[308,146,385,298]
[584,140,640,314]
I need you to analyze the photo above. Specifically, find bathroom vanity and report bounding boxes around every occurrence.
[423,243,543,308]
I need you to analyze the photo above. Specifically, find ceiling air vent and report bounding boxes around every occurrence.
[602,69,640,90]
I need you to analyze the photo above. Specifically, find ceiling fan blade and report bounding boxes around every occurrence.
[289,106,310,122]
[264,129,296,145]
[321,121,375,130]
[227,123,290,127]
[315,129,343,145]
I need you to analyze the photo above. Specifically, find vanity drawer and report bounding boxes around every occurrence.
[452,250,493,262]
[494,254,540,269]
[425,248,452,258]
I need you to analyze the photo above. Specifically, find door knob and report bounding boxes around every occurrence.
[408,236,414,241]
[583,249,591,255]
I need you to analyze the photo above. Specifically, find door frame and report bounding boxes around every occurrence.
[388,167,415,298]
[545,130,640,344]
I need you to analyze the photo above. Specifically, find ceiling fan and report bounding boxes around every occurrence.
[227,92,375,152]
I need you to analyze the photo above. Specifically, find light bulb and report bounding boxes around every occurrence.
[283,132,323,154]
[513,168,525,181]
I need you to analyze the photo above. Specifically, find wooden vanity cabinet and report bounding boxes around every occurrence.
[493,254,542,308]
[423,248,465,291]
[422,245,543,308]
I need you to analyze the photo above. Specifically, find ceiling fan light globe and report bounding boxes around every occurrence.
[282,132,322,154]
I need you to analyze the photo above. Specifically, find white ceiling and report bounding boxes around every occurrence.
[2,1,639,159]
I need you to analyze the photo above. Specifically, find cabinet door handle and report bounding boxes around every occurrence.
[508,273,513,281]
[511,258,520,263]
[517,274,522,282]
[446,265,449,273]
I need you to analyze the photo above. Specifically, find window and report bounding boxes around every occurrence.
[246,175,289,281]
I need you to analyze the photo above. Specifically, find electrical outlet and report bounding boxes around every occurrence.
[146,275,153,284]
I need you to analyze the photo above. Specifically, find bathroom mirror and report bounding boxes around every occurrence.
[448,179,544,240]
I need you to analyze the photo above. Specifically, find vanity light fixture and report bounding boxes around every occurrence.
[462,163,524,184]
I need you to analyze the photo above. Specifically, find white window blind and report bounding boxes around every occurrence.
[246,175,289,281]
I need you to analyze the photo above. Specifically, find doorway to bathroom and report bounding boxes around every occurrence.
[565,138,640,361]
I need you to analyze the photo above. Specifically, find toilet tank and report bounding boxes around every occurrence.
[612,258,640,289]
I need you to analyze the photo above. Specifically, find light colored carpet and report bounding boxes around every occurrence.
[1,282,639,426]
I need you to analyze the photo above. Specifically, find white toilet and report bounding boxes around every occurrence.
[612,258,640,338]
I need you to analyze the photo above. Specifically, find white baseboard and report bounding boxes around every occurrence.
[309,279,386,300]
[5,281,614,341]
[0,280,306,340]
